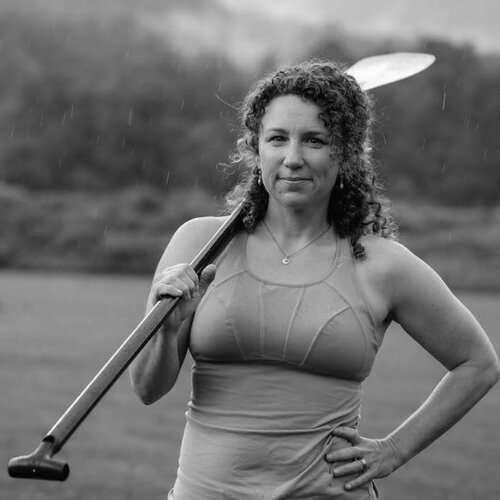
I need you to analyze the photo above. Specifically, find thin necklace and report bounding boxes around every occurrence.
[262,220,331,265]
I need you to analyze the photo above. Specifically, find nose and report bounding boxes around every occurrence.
[283,141,304,169]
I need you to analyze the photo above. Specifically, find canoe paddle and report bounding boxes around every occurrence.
[7,51,435,481]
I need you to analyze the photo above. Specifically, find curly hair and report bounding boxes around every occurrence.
[225,59,397,259]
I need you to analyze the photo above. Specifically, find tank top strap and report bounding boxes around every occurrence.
[334,235,351,267]
[211,229,247,286]
[327,236,384,347]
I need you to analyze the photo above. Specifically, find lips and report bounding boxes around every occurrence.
[279,177,311,181]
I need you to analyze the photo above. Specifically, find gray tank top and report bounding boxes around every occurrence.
[170,231,384,499]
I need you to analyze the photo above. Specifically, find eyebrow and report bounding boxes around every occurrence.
[264,127,328,136]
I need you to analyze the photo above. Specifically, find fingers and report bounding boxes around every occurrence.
[331,457,365,477]
[154,264,199,302]
[325,445,360,463]
[323,427,373,490]
[199,264,216,291]
[323,431,392,492]
[156,278,196,300]
[343,467,374,491]
[326,450,375,491]
[153,263,217,302]
[332,426,360,445]
[324,427,361,463]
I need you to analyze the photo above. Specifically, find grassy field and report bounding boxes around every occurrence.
[1,271,499,499]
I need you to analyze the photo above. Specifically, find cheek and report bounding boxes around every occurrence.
[316,158,339,181]
[258,149,280,174]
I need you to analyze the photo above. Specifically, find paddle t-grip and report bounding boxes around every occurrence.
[8,437,69,481]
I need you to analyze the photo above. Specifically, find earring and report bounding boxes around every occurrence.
[255,167,263,187]
[339,173,344,190]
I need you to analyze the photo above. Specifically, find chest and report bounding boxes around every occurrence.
[190,271,382,382]
[246,229,339,285]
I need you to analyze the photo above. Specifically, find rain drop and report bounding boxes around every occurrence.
[441,87,447,111]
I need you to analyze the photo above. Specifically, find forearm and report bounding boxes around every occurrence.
[386,361,499,468]
[129,320,185,404]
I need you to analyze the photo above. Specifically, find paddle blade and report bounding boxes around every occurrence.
[345,52,436,91]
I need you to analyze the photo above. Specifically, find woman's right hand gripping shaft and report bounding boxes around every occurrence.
[152,263,217,331]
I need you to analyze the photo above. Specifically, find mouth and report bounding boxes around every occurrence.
[279,177,311,182]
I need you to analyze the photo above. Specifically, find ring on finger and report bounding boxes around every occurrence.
[358,458,368,471]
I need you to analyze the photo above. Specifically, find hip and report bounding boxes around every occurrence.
[170,420,380,499]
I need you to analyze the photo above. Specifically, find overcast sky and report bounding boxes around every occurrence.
[11,0,500,66]
[133,0,500,68]
[218,0,500,53]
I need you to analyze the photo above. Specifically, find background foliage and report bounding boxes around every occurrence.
[1,8,499,287]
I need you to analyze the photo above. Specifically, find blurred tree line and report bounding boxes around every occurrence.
[1,9,499,286]
[1,9,499,204]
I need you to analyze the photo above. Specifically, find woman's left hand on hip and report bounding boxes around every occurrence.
[324,426,402,491]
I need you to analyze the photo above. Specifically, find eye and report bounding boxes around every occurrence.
[268,135,287,144]
[306,137,327,146]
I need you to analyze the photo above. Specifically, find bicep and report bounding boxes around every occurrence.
[389,247,494,371]
[146,217,224,353]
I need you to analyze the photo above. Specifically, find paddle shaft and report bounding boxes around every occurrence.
[8,202,244,480]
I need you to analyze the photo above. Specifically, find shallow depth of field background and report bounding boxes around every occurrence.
[1,0,500,498]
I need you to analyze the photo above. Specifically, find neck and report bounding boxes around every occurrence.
[264,201,329,240]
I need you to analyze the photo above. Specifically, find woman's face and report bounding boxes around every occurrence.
[257,94,339,213]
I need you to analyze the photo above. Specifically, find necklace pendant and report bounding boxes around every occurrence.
[281,257,290,265]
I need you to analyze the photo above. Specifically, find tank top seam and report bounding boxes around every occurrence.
[299,304,351,367]
[216,279,249,361]
[210,268,247,289]
[243,231,342,288]
[282,287,306,359]
[209,230,247,288]
[193,274,248,361]
[322,279,373,378]
[348,242,385,346]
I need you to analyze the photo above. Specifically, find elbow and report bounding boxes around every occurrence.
[475,353,500,391]
[130,372,175,405]
[484,357,500,388]
[130,370,162,405]
[132,381,162,406]
[139,392,160,406]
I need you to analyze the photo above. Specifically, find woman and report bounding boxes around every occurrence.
[129,60,499,499]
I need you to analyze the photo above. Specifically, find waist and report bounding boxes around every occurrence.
[187,361,362,433]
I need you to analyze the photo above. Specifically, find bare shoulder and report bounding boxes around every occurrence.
[358,234,408,260]
[353,234,439,324]
[155,216,228,272]
[359,234,424,276]
[355,234,414,282]
[359,234,459,321]
[361,234,448,290]
[173,216,227,243]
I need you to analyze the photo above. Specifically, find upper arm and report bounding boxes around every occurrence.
[146,215,226,308]
[387,242,497,372]
[146,216,226,356]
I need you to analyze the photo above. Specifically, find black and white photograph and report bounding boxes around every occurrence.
[2,1,500,499]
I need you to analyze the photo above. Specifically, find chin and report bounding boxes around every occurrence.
[275,193,316,209]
